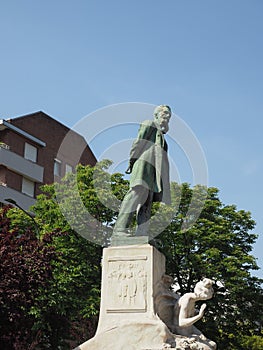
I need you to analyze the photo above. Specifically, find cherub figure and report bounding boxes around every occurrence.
[173,278,216,349]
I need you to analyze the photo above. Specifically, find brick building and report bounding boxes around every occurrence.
[0,111,97,209]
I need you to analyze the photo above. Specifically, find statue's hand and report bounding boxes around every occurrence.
[125,166,132,174]
[125,158,136,174]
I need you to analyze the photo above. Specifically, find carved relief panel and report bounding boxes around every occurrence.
[106,256,148,313]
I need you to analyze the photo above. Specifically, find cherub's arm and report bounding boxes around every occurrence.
[178,300,207,328]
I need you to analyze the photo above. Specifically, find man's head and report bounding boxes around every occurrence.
[153,105,171,134]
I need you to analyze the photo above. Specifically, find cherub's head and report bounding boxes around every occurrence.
[194,278,214,300]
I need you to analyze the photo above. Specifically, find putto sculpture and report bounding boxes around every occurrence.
[155,277,217,349]
[113,105,171,239]
[173,278,216,347]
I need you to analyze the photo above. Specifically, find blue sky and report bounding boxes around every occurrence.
[1,1,262,277]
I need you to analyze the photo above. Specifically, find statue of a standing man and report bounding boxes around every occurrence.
[113,105,172,239]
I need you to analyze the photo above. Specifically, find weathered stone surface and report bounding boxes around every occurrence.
[75,319,174,350]
[96,244,166,334]
[74,244,174,349]
[174,335,216,350]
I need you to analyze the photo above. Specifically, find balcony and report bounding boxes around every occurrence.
[0,147,44,182]
[0,185,36,210]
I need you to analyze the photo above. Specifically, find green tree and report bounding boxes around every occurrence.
[6,161,128,348]
[5,163,262,349]
[239,333,263,350]
[156,183,262,349]
[0,206,58,349]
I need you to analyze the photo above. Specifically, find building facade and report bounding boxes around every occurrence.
[0,111,97,209]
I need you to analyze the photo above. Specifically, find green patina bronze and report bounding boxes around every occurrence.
[112,105,172,245]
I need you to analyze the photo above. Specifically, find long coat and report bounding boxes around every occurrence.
[129,120,171,204]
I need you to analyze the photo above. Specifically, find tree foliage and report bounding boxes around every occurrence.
[3,162,127,349]
[156,184,263,348]
[2,162,262,349]
[0,206,57,349]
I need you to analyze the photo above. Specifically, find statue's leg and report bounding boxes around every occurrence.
[113,186,149,236]
[136,191,154,236]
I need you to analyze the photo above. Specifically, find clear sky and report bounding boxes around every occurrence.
[1,0,262,277]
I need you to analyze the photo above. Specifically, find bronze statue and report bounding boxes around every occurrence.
[113,105,171,239]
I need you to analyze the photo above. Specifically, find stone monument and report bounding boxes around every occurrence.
[74,106,216,349]
[74,245,216,350]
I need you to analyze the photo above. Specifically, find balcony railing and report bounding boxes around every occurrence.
[0,185,36,210]
[0,147,44,182]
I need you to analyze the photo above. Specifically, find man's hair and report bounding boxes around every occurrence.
[153,105,171,119]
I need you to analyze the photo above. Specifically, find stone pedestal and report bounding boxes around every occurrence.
[74,244,216,350]
[110,235,148,247]
[74,244,174,350]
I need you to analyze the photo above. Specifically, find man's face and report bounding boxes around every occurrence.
[156,108,171,133]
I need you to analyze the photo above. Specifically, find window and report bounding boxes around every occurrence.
[24,143,37,162]
[65,164,73,174]
[22,177,35,197]
[54,159,62,177]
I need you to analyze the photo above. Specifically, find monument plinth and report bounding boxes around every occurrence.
[74,244,175,350]
[75,244,216,350]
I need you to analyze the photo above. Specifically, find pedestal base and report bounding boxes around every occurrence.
[111,235,148,246]
[74,244,216,350]
[75,319,174,350]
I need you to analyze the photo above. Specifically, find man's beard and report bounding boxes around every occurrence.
[160,124,169,133]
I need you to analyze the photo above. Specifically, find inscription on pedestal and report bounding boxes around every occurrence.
[106,256,148,313]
